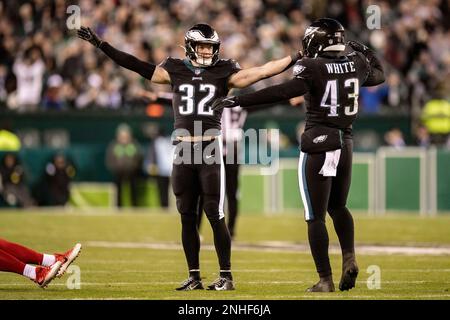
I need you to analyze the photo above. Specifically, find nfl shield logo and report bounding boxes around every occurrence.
[195,69,201,75]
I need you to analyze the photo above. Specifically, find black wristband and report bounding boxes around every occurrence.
[290,51,302,62]
[282,51,302,73]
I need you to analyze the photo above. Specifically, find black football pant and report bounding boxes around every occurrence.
[172,138,231,275]
[298,139,355,278]
[197,160,240,238]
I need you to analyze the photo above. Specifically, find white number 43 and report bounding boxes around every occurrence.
[320,78,359,117]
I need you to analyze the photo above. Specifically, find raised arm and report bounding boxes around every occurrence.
[228,51,302,89]
[212,77,309,111]
[77,26,170,84]
[347,41,385,86]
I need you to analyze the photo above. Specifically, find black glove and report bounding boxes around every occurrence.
[211,96,239,111]
[346,40,370,53]
[77,26,103,48]
[291,50,303,62]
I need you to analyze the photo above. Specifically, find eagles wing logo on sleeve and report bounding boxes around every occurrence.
[232,60,241,70]
[293,64,306,77]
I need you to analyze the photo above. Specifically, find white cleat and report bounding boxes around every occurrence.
[55,243,82,278]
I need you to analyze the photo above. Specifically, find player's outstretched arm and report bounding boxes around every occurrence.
[347,40,385,86]
[228,51,302,89]
[77,26,170,84]
[212,77,308,111]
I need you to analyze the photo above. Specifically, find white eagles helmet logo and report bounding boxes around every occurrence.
[304,27,320,38]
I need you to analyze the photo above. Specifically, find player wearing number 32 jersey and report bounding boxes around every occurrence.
[77,23,301,291]
[212,18,385,293]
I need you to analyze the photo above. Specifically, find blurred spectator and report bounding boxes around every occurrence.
[0,0,445,117]
[360,84,388,115]
[143,124,173,209]
[421,99,450,146]
[0,153,35,207]
[106,124,142,208]
[0,128,21,151]
[384,128,406,149]
[414,125,431,148]
[43,153,76,206]
[42,74,66,110]
[385,72,408,113]
[12,46,45,111]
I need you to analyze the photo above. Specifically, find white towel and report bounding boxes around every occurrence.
[319,149,341,177]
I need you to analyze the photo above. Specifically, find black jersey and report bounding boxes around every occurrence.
[161,57,241,136]
[293,52,371,134]
[235,50,383,139]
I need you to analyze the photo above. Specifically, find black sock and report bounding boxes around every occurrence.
[307,219,332,278]
[189,270,201,280]
[181,214,200,273]
[220,270,233,280]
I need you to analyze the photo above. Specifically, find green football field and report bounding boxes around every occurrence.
[0,209,450,300]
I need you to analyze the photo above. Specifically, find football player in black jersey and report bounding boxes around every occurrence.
[78,23,301,291]
[212,18,385,292]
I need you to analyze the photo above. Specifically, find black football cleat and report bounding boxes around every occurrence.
[339,259,359,291]
[306,276,335,292]
[175,277,204,291]
[207,277,235,291]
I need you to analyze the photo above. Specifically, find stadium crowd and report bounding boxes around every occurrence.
[0,0,448,116]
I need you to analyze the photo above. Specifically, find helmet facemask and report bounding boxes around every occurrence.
[185,24,220,67]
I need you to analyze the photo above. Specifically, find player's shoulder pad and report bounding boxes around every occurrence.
[293,57,313,79]
[159,56,183,69]
[213,59,241,79]
[348,51,370,65]
[217,58,241,70]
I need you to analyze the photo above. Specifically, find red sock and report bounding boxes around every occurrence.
[0,248,26,274]
[0,238,43,265]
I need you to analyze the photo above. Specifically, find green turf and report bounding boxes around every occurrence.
[0,210,449,300]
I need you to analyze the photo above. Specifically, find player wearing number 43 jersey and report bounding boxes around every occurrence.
[78,23,301,291]
[212,18,385,293]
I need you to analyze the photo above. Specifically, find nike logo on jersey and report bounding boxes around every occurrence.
[325,62,355,74]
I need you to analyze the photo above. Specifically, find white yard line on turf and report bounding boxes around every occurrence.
[86,241,450,256]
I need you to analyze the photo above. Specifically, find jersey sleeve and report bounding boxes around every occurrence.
[159,57,175,73]
[350,51,385,87]
[292,58,314,88]
[225,59,242,78]
[237,78,309,108]
[350,51,371,84]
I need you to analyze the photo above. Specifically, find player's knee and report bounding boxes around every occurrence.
[180,213,197,226]
[202,198,222,225]
[306,214,325,224]
[176,199,196,216]
[328,205,349,218]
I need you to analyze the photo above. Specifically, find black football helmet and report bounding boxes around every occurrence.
[302,18,345,58]
[185,23,220,67]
